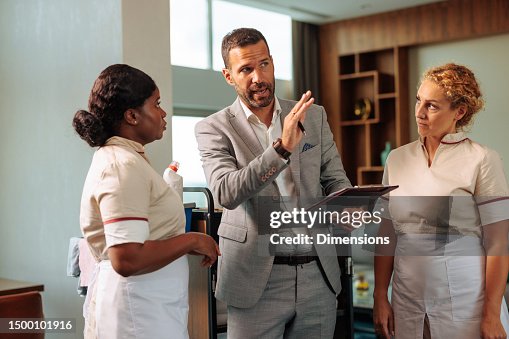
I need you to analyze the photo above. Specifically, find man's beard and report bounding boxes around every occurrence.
[237,81,275,109]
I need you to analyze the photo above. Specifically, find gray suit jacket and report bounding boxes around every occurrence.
[195,97,351,308]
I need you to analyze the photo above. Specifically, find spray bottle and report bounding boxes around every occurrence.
[163,160,183,201]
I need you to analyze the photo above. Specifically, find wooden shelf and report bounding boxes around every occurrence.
[322,47,409,185]
[357,167,385,186]
[358,166,384,172]
[339,119,379,126]
[377,92,396,99]
[338,71,378,80]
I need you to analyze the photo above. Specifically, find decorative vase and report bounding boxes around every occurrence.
[354,98,372,120]
[380,141,391,166]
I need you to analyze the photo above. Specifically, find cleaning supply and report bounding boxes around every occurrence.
[163,161,183,201]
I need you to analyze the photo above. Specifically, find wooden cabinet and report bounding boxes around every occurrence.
[0,278,44,296]
[0,278,44,339]
[326,47,409,185]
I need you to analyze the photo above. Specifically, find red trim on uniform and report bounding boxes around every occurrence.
[477,197,509,206]
[440,138,469,145]
[103,217,148,225]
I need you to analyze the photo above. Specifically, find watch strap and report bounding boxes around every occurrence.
[273,138,291,160]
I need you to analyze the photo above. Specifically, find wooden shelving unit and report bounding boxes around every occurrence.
[328,47,409,185]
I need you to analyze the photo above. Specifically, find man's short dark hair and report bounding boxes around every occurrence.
[221,28,270,69]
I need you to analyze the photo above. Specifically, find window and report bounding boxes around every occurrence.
[170,0,209,69]
[171,115,210,207]
[170,0,294,205]
[170,0,293,80]
[211,0,292,80]
[171,116,206,187]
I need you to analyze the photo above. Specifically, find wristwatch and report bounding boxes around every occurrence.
[272,138,291,160]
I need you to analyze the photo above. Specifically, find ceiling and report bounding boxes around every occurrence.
[223,0,445,24]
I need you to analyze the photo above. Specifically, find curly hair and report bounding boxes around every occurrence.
[221,28,270,69]
[422,63,484,130]
[72,64,156,147]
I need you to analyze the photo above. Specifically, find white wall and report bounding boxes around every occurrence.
[121,0,173,172]
[0,0,171,337]
[408,33,509,179]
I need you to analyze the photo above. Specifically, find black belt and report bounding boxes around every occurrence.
[273,255,317,266]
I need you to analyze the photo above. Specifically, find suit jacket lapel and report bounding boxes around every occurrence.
[229,98,264,157]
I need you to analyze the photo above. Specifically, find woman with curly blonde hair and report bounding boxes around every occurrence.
[373,63,509,338]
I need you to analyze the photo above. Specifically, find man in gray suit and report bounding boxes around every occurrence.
[195,28,351,338]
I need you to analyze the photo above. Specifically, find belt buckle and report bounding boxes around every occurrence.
[273,254,315,265]
[289,255,310,265]
[287,255,298,266]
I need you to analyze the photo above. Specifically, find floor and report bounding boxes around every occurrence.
[216,329,374,338]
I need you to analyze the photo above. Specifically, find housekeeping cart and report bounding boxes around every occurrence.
[185,187,224,339]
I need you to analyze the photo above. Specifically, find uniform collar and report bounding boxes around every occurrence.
[104,136,147,160]
[418,132,469,146]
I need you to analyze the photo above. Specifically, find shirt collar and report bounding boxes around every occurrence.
[418,131,469,146]
[240,97,282,125]
[104,136,146,154]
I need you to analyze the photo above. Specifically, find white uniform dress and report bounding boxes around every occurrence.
[79,136,189,339]
[383,132,509,338]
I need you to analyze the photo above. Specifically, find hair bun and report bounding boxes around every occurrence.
[72,110,108,147]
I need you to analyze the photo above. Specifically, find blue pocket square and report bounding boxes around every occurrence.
[301,143,316,152]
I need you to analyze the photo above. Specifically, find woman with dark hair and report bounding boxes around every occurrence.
[73,64,220,339]
[373,63,509,338]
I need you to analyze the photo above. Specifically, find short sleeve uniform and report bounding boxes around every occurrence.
[80,136,185,260]
[79,136,188,339]
[383,132,509,338]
